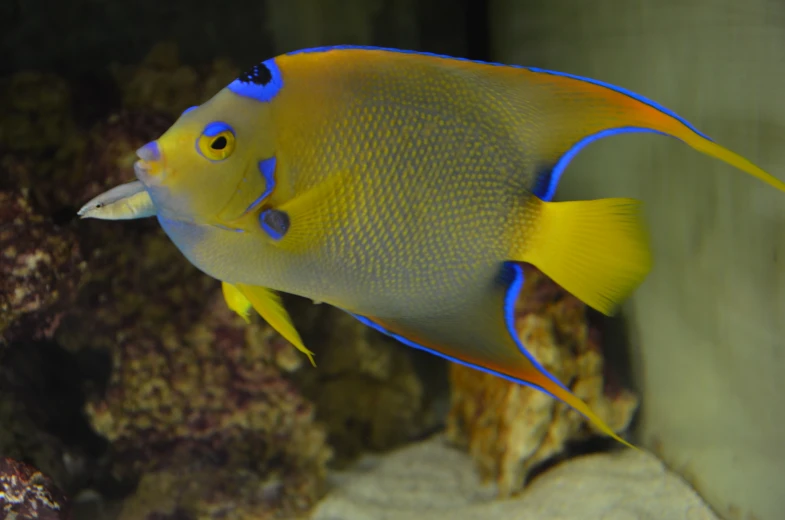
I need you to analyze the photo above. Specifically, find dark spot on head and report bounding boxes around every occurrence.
[211,136,227,150]
[237,62,273,86]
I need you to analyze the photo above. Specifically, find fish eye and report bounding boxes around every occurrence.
[196,122,236,161]
[211,136,228,150]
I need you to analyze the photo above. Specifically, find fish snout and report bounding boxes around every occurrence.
[134,141,165,184]
[136,140,161,162]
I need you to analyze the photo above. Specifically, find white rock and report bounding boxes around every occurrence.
[310,436,718,520]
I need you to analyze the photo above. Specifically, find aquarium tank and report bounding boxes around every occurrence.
[1,1,782,519]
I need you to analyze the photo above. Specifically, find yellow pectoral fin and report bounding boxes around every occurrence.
[514,196,653,316]
[269,170,354,254]
[234,283,316,367]
[222,282,253,323]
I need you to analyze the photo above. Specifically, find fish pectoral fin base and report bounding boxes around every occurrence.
[513,196,652,316]
[227,282,316,366]
[350,297,635,449]
[272,170,354,253]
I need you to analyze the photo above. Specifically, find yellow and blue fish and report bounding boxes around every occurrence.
[80,46,785,446]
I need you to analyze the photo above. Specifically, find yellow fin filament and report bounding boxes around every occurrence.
[524,368,637,449]
[234,283,317,366]
[515,197,653,316]
[221,282,253,323]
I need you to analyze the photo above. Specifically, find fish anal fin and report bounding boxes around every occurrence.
[354,312,634,449]
[234,283,316,366]
[513,196,652,316]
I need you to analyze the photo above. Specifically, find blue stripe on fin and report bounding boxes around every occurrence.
[531,166,556,200]
[227,58,283,103]
[537,126,669,201]
[499,262,569,392]
[285,45,709,140]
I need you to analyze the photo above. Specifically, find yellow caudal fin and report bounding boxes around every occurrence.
[514,196,652,316]
[234,283,316,366]
[520,67,785,194]
[222,282,253,323]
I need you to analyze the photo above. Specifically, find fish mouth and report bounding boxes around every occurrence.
[134,141,166,186]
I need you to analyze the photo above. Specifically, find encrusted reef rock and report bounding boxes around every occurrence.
[0,189,87,345]
[1,45,333,518]
[293,305,444,466]
[87,292,331,519]
[53,108,206,353]
[446,264,639,497]
[0,457,72,520]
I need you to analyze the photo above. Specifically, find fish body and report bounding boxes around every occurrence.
[92,46,785,445]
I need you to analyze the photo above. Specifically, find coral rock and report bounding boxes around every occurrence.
[445,264,639,497]
[293,305,442,465]
[85,292,330,519]
[53,109,209,353]
[70,109,173,206]
[0,190,86,344]
[0,457,71,520]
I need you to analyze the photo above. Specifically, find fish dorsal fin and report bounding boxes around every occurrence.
[226,282,316,366]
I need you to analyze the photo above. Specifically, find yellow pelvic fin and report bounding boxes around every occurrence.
[234,283,316,366]
[514,196,652,316]
[222,282,253,323]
